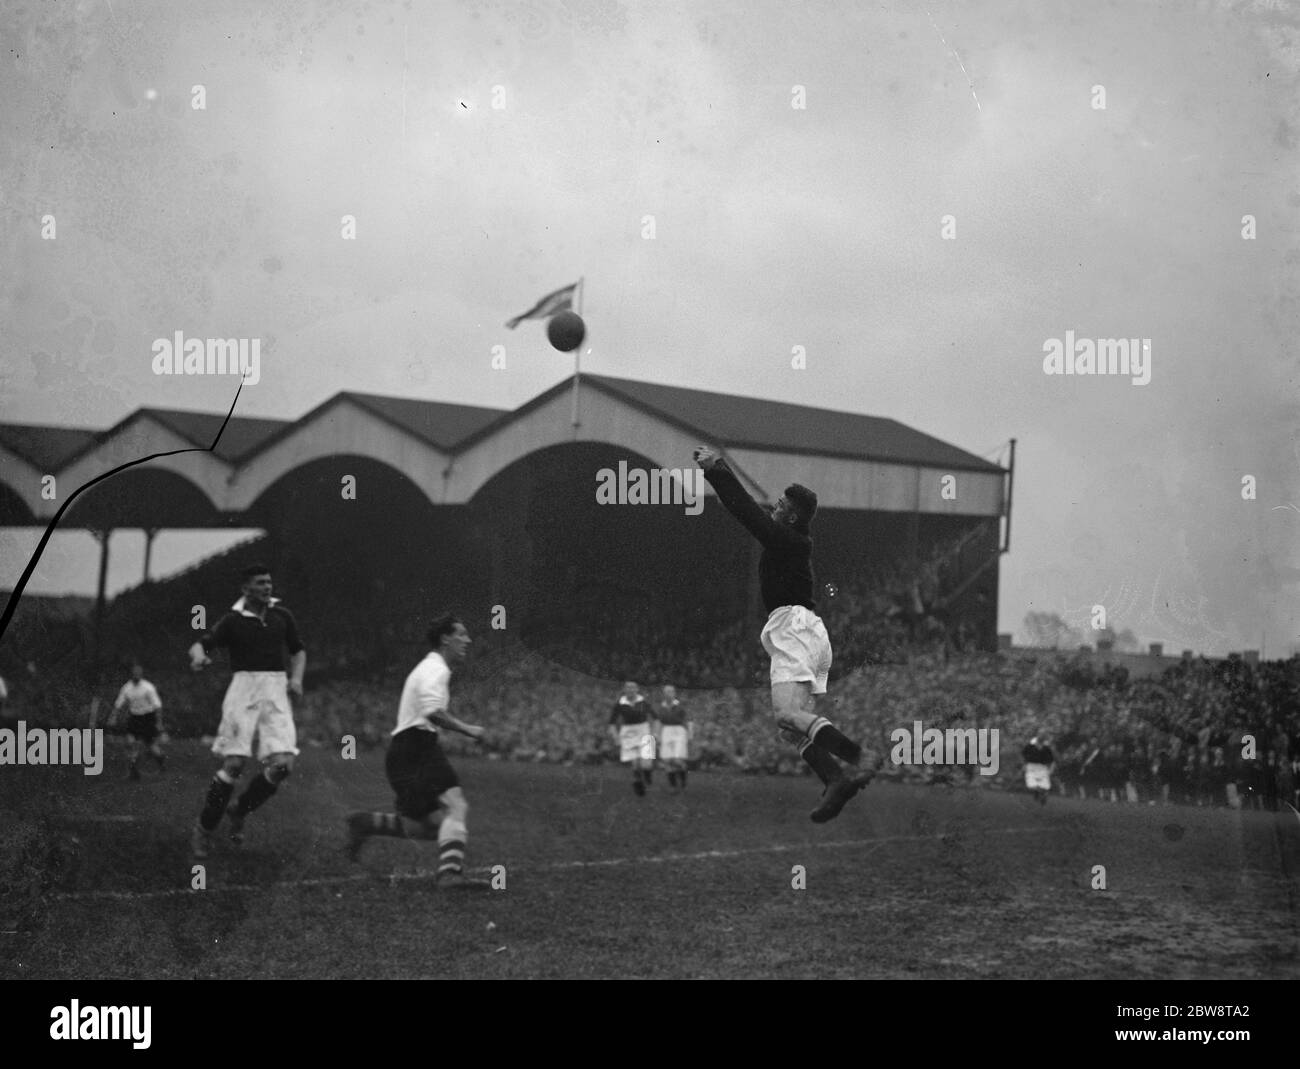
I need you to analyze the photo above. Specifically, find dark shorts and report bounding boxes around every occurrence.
[126,713,160,742]
[386,728,460,821]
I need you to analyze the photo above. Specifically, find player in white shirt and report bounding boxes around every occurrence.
[113,663,165,780]
[345,615,491,890]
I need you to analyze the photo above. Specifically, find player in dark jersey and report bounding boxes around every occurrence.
[1021,734,1054,804]
[696,447,874,822]
[187,564,306,858]
[609,681,655,795]
[656,685,692,790]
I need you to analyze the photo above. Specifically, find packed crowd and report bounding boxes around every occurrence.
[5,578,1297,811]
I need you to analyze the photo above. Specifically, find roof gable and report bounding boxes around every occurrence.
[583,375,1002,472]
[0,424,99,470]
[340,392,507,451]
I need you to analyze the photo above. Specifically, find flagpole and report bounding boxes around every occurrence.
[570,276,584,432]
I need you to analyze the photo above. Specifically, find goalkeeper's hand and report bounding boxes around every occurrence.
[693,446,721,471]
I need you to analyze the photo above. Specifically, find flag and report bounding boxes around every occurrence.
[506,281,578,329]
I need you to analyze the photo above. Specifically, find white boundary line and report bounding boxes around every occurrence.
[50,824,1055,902]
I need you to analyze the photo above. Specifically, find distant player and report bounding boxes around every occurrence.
[346,615,491,890]
[112,663,165,780]
[1022,733,1054,805]
[657,685,692,791]
[610,681,655,795]
[695,447,874,822]
[188,564,306,858]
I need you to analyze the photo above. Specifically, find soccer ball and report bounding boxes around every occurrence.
[546,311,586,352]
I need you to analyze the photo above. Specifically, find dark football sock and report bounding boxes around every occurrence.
[810,720,862,765]
[679,769,687,788]
[199,773,236,831]
[797,738,843,786]
[234,770,278,815]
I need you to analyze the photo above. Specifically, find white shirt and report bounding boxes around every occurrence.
[115,679,162,716]
[392,651,450,736]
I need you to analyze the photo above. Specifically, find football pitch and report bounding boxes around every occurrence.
[3,741,1298,980]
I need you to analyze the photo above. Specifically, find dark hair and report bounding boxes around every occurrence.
[784,484,818,528]
[427,614,465,649]
[242,563,272,581]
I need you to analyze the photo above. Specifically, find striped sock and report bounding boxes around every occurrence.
[199,771,237,831]
[438,839,466,878]
[797,737,843,786]
[809,718,862,764]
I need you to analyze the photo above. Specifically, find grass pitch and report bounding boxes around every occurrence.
[2,740,1298,979]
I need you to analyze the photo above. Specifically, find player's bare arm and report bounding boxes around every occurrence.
[288,649,306,697]
[425,707,485,740]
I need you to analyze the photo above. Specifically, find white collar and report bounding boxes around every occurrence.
[619,694,643,705]
[232,596,281,616]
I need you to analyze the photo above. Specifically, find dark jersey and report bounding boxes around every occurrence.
[1022,743,1054,765]
[657,700,687,727]
[201,602,304,672]
[610,696,651,726]
[703,460,815,613]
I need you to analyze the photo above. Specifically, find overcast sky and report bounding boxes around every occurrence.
[2,0,1297,656]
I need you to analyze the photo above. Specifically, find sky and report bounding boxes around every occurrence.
[1,0,1297,656]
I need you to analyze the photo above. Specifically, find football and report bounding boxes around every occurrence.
[546,310,586,352]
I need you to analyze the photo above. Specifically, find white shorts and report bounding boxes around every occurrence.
[659,725,689,761]
[619,723,653,763]
[213,672,298,759]
[1024,763,1051,790]
[761,605,832,694]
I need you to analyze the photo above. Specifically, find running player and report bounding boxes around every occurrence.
[609,681,655,796]
[112,663,165,780]
[345,614,490,890]
[188,564,305,857]
[1022,733,1054,805]
[695,447,874,822]
[657,685,692,790]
